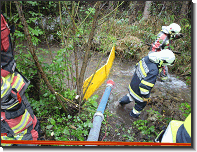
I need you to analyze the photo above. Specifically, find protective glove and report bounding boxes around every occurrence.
[174,33,184,39]
[9,25,15,33]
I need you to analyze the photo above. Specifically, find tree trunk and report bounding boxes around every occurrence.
[180,1,189,18]
[64,1,80,97]
[14,1,69,113]
[142,1,152,20]
[78,2,101,99]
[28,71,41,101]
[128,1,138,24]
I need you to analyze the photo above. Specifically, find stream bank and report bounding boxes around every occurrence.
[88,53,191,142]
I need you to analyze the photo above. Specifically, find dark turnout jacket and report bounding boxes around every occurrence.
[128,56,159,103]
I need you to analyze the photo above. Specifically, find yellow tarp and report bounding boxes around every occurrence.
[83,46,115,100]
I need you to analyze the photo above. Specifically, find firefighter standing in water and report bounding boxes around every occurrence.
[119,49,176,118]
[150,23,183,82]
[1,13,40,146]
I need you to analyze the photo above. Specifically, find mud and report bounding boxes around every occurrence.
[33,45,191,143]
[87,54,191,142]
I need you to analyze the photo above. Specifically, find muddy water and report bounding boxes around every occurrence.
[38,46,191,137]
[36,46,191,141]
[39,45,191,121]
[89,57,136,124]
[87,53,191,127]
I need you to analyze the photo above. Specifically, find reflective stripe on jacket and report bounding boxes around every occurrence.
[1,109,38,134]
[1,70,40,146]
[176,113,191,143]
[150,31,171,52]
[1,129,27,146]
[1,111,40,146]
[1,71,30,110]
[1,75,40,146]
[128,56,159,103]
[161,113,191,143]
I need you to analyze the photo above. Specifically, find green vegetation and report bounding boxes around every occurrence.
[28,93,99,144]
[131,108,163,142]
[179,102,191,118]
[131,104,191,142]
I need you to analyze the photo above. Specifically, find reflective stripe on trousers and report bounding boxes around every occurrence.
[11,109,31,134]
[1,129,27,146]
[128,85,143,102]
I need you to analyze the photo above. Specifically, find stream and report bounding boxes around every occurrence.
[89,53,191,116]
[86,52,191,141]
[37,45,191,142]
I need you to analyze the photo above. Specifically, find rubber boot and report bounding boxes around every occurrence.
[129,108,141,118]
[119,94,131,106]
[160,66,168,82]
[160,75,168,82]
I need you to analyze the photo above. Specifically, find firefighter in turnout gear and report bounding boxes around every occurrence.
[119,49,175,118]
[155,113,191,143]
[1,13,40,146]
[150,23,183,82]
[1,13,16,75]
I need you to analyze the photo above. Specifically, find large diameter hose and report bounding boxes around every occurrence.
[86,80,115,145]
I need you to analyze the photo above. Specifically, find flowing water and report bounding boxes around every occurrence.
[38,46,191,141]
[87,53,191,127]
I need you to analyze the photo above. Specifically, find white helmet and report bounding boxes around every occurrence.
[162,23,181,35]
[148,49,175,67]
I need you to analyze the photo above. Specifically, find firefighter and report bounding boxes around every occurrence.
[1,13,16,75]
[150,23,183,82]
[155,113,191,143]
[1,13,40,146]
[119,49,175,118]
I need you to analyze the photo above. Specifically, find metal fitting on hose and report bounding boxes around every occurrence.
[106,80,115,88]
[93,111,104,121]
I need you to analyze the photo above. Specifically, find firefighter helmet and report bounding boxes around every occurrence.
[162,23,181,35]
[168,23,181,34]
[148,49,175,67]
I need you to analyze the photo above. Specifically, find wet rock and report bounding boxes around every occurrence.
[150,87,156,93]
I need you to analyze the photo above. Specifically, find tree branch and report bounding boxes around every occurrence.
[78,2,101,99]
[14,1,69,113]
